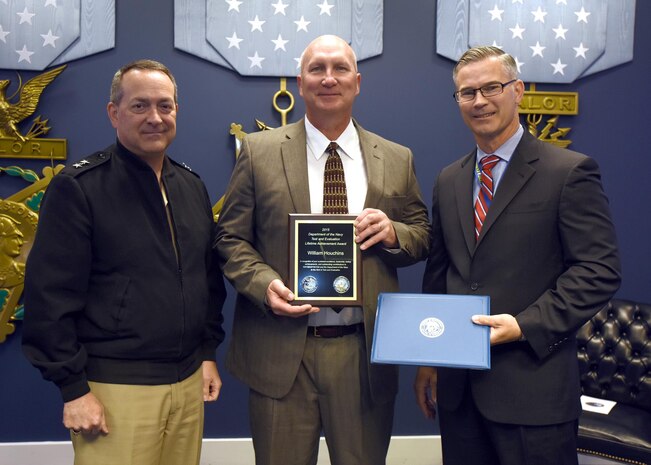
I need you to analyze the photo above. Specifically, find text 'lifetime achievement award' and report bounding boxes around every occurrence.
[289,214,362,306]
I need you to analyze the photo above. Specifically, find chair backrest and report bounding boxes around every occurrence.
[576,299,651,412]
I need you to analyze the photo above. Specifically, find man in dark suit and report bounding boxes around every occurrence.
[216,35,430,465]
[414,46,621,465]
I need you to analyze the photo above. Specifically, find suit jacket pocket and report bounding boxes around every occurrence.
[379,195,406,221]
[504,198,554,214]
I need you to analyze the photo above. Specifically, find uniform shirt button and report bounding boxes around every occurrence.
[470,282,479,291]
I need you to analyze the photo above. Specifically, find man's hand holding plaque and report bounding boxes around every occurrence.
[354,208,398,250]
[265,278,320,317]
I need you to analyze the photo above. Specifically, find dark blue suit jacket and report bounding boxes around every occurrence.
[423,131,621,425]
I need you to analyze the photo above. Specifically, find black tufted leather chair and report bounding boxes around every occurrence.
[576,299,651,465]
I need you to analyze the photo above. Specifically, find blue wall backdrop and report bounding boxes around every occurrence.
[1,0,649,442]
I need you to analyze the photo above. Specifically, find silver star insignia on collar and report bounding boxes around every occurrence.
[73,160,90,169]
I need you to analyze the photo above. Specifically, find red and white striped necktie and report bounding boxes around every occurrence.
[473,154,500,240]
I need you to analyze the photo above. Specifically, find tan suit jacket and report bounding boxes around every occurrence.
[216,119,430,403]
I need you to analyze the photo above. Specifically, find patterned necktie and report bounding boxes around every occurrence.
[322,142,348,214]
[473,154,500,240]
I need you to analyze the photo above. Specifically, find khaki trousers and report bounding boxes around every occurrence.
[71,367,204,465]
[249,330,395,465]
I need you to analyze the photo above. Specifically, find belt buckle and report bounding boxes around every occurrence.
[311,326,322,337]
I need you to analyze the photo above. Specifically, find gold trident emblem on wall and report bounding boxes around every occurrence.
[519,83,578,148]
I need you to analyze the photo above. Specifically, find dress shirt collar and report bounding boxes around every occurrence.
[304,116,360,161]
[476,124,524,163]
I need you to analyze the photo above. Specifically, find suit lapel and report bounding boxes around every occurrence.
[356,122,384,209]
[477,133,538,244]
[455,151,478,255]
[280,121,311,213]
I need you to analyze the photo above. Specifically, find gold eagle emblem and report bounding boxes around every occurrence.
[0,65,66,142]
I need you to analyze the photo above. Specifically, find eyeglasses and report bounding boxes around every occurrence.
[453,79,517,103]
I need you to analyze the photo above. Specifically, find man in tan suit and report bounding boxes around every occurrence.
[216,35,430,465]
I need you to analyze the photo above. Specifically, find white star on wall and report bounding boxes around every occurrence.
[514,56,524,73]
[531,7,547,24]
[317,0,334,16]
[556,0,568,4]
[575,7,591,23]
[248,15,266,32]
[44,0,58,6]
[248,51,265,68]
[226,32,243,49]
[16,45,34,63]
[17,7,36,25]
[551,58,567,75]
[294,57,301,69]
[530,41,545,57]
[0,25,9,43]
[509,23,525,39]
[40,30,59,47]
[552,24,568,39]
[271,34,288,51]
[271,0,289,16]
[294,16,310,32]
[573,43,589,58]
[489,4,504,21]
[225,0,243,12]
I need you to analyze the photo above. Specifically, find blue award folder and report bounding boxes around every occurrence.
[371,293,491,370]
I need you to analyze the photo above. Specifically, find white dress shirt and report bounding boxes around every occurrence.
[473,125,524,203]
[305,116,366,326]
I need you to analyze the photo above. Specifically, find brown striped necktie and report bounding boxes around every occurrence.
[473,154,500,240]
[322,142,348,214]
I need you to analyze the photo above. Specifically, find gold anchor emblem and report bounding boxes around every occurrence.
[214,78,295,221]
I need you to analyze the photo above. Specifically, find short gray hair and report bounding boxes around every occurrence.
[453,46,518,85]
[110,59,178,104]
